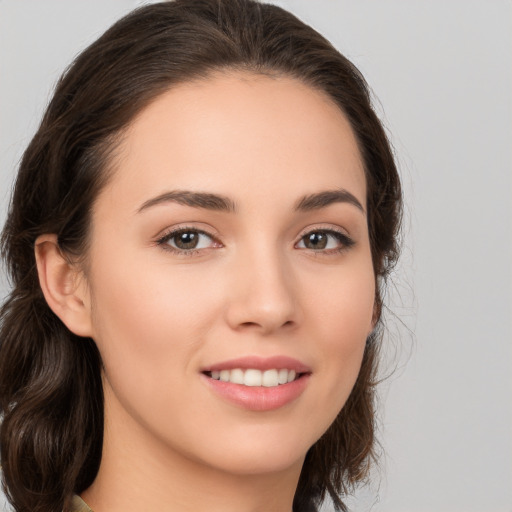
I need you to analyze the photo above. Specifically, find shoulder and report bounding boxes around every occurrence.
[70,495,93,512]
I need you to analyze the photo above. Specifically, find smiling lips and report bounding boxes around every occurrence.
[201,356,311,411]
[207,368,298,387]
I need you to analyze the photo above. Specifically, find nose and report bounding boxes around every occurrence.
[224,246,300,336]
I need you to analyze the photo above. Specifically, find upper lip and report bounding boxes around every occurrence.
[201,355,312,374]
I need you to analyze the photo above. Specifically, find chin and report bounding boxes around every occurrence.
[184,424,318,477]
[204,447,307,477]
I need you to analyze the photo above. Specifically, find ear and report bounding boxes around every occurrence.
[35,234,93,338]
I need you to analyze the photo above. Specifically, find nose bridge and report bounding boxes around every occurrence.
[224,236,298,334]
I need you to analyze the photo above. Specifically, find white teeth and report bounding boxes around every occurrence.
[230,368,244,385]
[244,369,262,387]
[262,369,279,387]
[208,368,300,387]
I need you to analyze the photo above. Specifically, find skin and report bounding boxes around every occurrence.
[36,72,375,512]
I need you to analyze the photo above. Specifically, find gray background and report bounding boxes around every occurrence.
[1,1,511,511]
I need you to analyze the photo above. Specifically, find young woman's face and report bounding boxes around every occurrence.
[84,72,375,477]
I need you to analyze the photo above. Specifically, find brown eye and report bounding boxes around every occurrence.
[158,229,217,253]
[303,232,328,249]
[297,230,355,252]
[173,231,201,250]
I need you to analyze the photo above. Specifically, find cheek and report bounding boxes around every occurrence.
[85,260,225,451]
[86,253,220,397]
[91,246,214,333]
[307,258,375,401]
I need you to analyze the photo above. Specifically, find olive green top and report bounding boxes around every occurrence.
[71,495,93,512]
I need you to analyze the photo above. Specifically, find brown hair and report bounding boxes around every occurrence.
[0,1,402,511]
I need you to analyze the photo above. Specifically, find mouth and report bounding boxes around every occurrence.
[203,368,305,387]
[200,356,311,411]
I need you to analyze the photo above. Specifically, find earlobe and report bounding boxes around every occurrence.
[35,234,93,338]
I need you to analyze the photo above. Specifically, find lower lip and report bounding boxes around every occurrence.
[201,373,310,411]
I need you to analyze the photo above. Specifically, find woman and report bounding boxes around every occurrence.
[0,1,402,511]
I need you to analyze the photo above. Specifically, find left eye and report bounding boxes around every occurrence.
[160,229,215,251]
[296,230,352,251]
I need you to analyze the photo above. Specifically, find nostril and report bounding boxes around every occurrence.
[237,319,295,334]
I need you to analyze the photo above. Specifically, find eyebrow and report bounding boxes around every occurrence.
[137,188,364,214]
[294,189,365,214]
[137,190,237,213]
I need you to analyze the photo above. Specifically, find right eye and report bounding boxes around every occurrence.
[157,228,220,255]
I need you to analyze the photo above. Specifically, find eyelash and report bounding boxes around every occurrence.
[156,226,355,257]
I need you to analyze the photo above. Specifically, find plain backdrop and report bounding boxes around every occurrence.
[0,1,511,511]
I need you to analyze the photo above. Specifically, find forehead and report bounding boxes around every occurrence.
[99,71,366,214]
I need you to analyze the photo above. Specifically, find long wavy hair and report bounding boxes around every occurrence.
[0,1,402,511]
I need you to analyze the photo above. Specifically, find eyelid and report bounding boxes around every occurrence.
[154,222,221,241]
[296,223,351,239]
